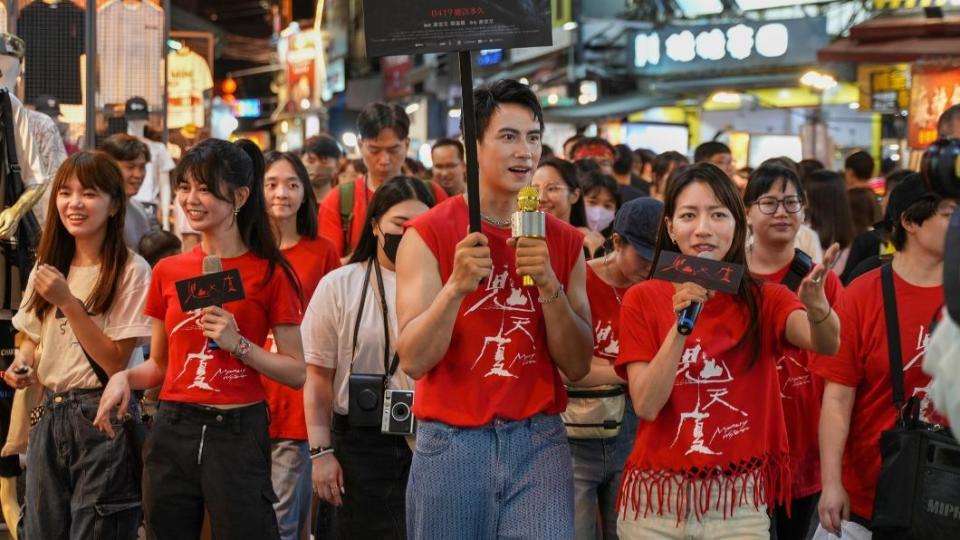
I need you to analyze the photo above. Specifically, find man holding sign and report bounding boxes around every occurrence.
[396,80,592,538]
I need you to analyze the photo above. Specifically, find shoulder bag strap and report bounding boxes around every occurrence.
[945,212,960,324]
[348,261,373,374]
[55,307,110,387]
[881,263,905,408]
[372,259,399,378]
[338,181,355,254]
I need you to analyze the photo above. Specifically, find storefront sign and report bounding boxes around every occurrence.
[280,28,321,112]
[362,0,552,57]
[908,66,960,149]
[231,99,261,118]
[858,64,911,113]
[873,0,960,10]
[631,17,828,75]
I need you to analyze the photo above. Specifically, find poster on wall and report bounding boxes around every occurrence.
[362,0,552,57]
[282,29,321,112]
[908,66,960,149]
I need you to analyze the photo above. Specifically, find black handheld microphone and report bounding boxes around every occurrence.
[676,251,717,335]
[202,255,222,350]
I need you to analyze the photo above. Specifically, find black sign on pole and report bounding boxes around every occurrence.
[363,0,552,233]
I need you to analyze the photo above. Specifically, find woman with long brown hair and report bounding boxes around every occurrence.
[5,151,153,539]
[614,163,840,538]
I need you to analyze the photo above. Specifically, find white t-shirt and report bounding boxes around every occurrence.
[97,0,164,107]
[923,308,960,441]
[167,48,213,129]
[301,262,412,415]
[795,224,824,264]
[12,254,152,392]
[26,109,67,225]
[134,137,175,209]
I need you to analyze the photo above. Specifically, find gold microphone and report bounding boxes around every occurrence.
[511,186,545,288]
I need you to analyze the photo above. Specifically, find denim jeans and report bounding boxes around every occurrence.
[142,401,280,539]
[24,388,142,540]
[406,414,574,540]
[270,439,312,540]
[569,402,638,540]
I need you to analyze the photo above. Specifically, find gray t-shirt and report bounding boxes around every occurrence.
[123,199,151,253]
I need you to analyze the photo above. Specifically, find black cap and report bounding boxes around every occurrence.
[34,95,60,117]
[613,197,663,261]
[124,96,149,120]
[881,173,937,230]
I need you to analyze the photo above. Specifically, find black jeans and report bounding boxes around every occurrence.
[143,401,279,540]
[327,413,412,540]
[773,493,820,540]
[25,388,141,540]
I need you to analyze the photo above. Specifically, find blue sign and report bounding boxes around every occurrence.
[476,49,504,66]
[232,99,262,118]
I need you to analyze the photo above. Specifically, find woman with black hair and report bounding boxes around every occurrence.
[262,151,340,540]
[533,158,588,228]
[614,163,840,538]
[303,176,435,539]
[580,170,622,259]
[650,151,689,201]
[94,138,306,539]
[805,170,856,275]
[743,164,844,540]
[6,151,153,539]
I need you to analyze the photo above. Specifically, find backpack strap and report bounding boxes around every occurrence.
[338,180,356,255]
[781,248,813,292]
[881,263,905,408]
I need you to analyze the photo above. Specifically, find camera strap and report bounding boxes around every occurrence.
[349,260,399,380]
[881,264,906,413]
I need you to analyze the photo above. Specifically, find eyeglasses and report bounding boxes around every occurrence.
[753,196,803,215]
[538,184,569,196]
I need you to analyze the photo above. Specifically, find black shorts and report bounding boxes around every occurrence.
[0,319,19,478]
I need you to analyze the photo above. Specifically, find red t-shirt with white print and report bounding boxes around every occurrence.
[146,246,303,405]
[407,196,584,427]
[752,264,844,499]
[811,266,946,520]
[615,279,802,520]
[262,236,339,439]
[586,264,629,362]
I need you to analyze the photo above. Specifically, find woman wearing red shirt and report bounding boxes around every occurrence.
[814,173,955,538]
[615,163,840,539]
[94,139,306,539]
[743,163,844,540]
[262,151,339,540]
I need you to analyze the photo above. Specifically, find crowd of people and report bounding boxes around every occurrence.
[0,78,955,540]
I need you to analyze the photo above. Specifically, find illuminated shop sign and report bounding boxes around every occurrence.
[631,17,827,75]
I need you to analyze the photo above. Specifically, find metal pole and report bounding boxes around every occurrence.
[458,50,481,233]
[84,0,96,150]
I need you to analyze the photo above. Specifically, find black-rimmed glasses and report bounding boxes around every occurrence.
[752,196,803,215]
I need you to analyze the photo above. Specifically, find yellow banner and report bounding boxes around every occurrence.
[552,0,572,27]
[873,0,956,9]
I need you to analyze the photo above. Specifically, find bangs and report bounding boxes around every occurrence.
[52,151,122,197]
[174,147,231,202]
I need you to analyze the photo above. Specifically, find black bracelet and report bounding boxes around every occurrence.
[809,307,832,325]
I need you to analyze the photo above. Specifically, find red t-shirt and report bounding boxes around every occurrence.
[811,267,946,520]
[146,247,303,405]
[262,237,339,439]
[318,176,448,258]
[586,264,629,362]
[752,265,843,499]
[615,279,802,520]
[407,196,584,427]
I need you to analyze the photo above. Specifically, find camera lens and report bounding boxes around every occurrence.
[391,402,410,422]
[357,389,379,411]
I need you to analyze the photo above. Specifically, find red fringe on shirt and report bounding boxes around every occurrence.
[616,453,792,524]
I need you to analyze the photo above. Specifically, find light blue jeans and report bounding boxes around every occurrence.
[406,414,574,539]
[569,402,639,540]
[270,439,312,540]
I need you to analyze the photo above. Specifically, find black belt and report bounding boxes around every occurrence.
[332,412,383,433]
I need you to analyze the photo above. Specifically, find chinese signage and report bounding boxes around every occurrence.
[873,0,960,10]
[279,27,322,112]
[858,64,911,113]
[382,55,414,99]
[908,66,960,149]
[362,0,552,57]
[631,17,828,75]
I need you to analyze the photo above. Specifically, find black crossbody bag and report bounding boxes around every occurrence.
[871,264,960,539]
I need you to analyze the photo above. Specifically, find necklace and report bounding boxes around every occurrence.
[602,254,625,304]
[480,213,511,227]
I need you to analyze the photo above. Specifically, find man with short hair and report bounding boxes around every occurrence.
[694,141,736,179]
[938,103,960,138]
[397,79,593,539]
[844,150,875,191]
[301,134,341,200]
[431,138,466,196]
[100,133,153,252]
[317,103,447,259]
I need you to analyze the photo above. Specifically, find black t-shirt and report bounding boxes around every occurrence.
[20,1,85,104]
[842,229,883,285]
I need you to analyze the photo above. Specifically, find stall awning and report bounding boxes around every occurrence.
[818,15,960,63]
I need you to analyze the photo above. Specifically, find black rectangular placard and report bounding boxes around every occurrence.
[175,269,246,312]
[362,0,552,57]
[653,251,744,294]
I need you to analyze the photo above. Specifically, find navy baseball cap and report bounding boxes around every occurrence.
[613,197,663,261]
[125,97,149,120]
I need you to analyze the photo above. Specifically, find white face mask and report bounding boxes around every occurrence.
[585,205,615,232]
